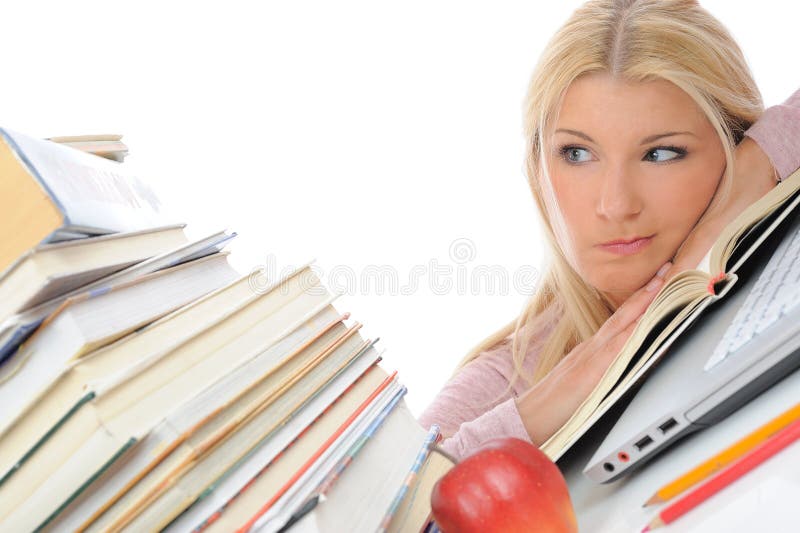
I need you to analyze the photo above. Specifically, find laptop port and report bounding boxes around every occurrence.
[634,435,654,451]
[603,462,615,472]
[617,451,630,462]
[658,418,678,434]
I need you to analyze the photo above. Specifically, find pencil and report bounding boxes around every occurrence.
[644,402,800,506]
[642,416,800,531]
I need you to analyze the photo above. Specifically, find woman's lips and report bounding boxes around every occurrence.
[596,235,654,256]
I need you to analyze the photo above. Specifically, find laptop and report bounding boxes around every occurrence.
[583,201,800,484]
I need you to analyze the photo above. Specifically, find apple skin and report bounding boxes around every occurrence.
[430,438,578,533]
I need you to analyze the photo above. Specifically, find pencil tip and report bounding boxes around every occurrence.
[643,495,661,507]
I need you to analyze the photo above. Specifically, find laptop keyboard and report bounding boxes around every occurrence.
[704,225,800,371]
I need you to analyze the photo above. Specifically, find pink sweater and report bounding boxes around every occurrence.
[418,89,800,461]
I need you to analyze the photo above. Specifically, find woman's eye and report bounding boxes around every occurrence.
[561,146,592,163]
[644,146,686,162]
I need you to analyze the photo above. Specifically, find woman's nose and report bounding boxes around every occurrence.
[595,165,644,221]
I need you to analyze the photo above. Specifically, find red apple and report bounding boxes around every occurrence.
[430,438,578,533]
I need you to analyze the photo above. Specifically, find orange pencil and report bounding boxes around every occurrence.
[642,416,800,531]
[644,402,800,506]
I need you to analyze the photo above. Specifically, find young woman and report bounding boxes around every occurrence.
[419,0,800,460]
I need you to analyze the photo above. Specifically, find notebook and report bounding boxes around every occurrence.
[583,201,800,483]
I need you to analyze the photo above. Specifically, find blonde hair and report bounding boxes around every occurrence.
[458,0,763,386]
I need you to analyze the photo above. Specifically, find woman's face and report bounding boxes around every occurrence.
[544,72,726,307]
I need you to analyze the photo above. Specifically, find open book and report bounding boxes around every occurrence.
[542,167,800,461]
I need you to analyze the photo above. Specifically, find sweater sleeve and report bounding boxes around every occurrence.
[417,342,534,461]
[744,89,800,181]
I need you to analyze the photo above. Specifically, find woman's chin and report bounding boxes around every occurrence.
[594,281,647,307]
[590,266,655,293]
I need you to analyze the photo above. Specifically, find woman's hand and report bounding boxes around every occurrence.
[665,137,777,280]
[515,262,670,446]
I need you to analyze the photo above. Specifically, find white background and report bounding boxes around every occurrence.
[3,1,798,416]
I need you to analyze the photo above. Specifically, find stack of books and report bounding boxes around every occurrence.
[0,127,453,532]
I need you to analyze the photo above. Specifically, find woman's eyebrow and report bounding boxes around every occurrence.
[639,131,697,144]
[554,128,697,144]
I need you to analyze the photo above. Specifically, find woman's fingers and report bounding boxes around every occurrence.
[576,318,640,389]
[518,262,670,444]
[548,260,672,396]
[591,261,671,348]
[594,317,639,368]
